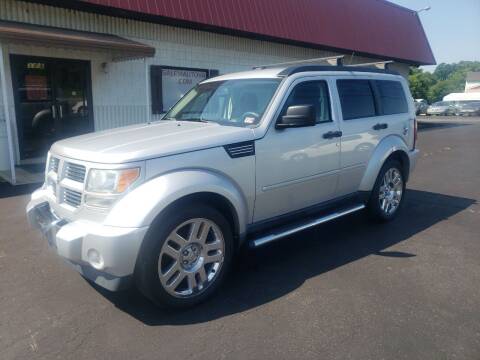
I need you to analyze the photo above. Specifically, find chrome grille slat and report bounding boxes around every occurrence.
[63,188,82,207]
[48,156,88,208]
[48,157,59,173]
[64,162,86,183]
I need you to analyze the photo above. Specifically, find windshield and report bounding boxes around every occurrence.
[163,79,281,127]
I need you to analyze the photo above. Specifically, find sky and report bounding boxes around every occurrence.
[389,0,480,72]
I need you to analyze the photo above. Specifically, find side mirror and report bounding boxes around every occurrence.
[276,105,316,129]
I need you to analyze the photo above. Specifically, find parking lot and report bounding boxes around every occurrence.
[1,116,480,360]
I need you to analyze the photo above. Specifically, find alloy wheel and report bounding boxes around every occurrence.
[379,168,403,216]
[158,218,225,298]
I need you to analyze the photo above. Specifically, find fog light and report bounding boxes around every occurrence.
[87,249,104,270]
[85,195,117,209]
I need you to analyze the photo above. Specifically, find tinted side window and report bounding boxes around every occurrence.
[337,80,376,120]
[283,81,331,123]
[376,80,408,115]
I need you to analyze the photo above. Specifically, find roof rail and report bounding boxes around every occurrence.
[348,61,394,70]
[252,56,399,77]
[253,55,344,70]
[278,65,399,77]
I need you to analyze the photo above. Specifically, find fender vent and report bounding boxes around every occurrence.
[224,141,255,158]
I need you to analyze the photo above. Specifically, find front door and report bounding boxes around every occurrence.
[11,55,93,160]
[254,79,341,222]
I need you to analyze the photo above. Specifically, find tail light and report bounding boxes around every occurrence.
[413,117,418,149]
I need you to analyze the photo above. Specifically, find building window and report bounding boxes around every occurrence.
[150,66,219,114]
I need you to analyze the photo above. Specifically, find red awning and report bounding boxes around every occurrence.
[0,20,155,61]
[72,0,435,65]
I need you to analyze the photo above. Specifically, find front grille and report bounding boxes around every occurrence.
[64,162,86,183]
[48,157,59,173]
[63,188,82,207]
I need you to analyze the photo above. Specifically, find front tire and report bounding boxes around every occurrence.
[135,204,233,308]
[367,160,406,222]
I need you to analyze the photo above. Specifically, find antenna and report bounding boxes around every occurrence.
[253,55,344,70]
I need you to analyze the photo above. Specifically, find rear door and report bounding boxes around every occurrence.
[334,77,410,196]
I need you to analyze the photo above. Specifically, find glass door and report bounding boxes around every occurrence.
[53,60,92,140]
[11,55,93,160]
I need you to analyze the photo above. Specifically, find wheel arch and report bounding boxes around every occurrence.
[387,150,410,182]
[104,169,249,246]
[150,191,242,250]
[359,135,411,192]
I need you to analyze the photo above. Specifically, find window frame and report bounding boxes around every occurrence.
[279,79,333,125]
[373,79,409,116]
[336,78,379,121]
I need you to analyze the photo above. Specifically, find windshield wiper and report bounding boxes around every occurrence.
[178,118,211,123]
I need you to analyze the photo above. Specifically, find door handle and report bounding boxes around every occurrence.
[58,105,64,119]
[373,123,388,131]
[51,105,56,119]
[323,130,343,139]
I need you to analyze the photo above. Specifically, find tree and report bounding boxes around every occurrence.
[409,61,480,103]
[409,68,436,100]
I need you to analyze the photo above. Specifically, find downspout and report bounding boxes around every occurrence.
[145,58,151,123]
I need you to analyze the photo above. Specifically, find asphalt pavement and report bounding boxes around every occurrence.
[1,117,480,360]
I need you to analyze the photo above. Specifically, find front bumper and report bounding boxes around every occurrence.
[27,189,148,291]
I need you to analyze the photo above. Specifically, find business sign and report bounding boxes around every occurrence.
[161,68,208,111]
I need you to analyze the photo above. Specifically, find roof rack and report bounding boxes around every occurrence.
[253,57,398,77]
[277,65,399,77]
[253,55,345,70]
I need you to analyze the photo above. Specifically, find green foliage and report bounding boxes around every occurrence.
[408,61,480,103]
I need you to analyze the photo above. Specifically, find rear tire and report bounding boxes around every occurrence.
[367,160,406,222]
[135,203,234,308]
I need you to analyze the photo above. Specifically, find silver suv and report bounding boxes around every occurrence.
[27,63,419,308]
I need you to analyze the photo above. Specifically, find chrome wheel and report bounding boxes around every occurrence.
[158,218,225,298]
[379,168,403,216]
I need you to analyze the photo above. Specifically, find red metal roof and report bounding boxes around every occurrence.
[76,0,435,65]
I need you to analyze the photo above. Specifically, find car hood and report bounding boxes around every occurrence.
[51,121,255,163]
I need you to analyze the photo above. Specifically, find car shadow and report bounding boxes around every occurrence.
[0,182,41,199]
[91,189,475,326]
[418,121,469,132]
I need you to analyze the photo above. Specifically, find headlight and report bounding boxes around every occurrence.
[86,168,140,194]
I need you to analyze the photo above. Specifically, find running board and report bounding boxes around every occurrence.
[249,204,365,248]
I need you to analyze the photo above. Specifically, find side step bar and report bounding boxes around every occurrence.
[249,204,365,248]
